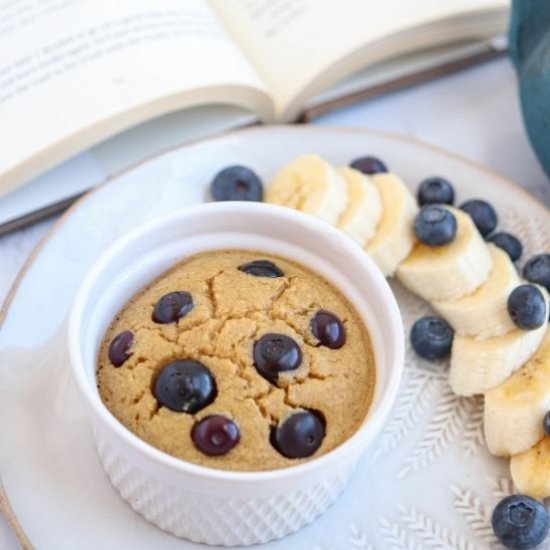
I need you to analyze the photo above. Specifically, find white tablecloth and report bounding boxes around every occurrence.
[1,55,549,549]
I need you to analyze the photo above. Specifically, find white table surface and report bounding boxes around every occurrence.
[1,55,549,549]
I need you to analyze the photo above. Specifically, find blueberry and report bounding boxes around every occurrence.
[238,259,283,278]
[417,177,455,206]
[210,165,263,202]
[507,285,547,330]
[108,330,134,367]
[153,360,216,413]
[270,410,325,458]
[523,254,550,292]
[253,333,302,383]
[192,415,240,456]
[311,310,346,349]
[410,316,454,361]
[349,156,388,175]
[543,411,550,436]
[460,199,498,237]
[414,205,457,246]
[487,232,523,262]
[492,495,550,549]
[152,291,193,324]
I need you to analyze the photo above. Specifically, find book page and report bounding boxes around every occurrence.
[211,0,507,118]
[0,0,272,195]
[0,105,258,232]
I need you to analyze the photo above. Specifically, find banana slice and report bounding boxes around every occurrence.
[364,173,418,277]
[511,436,550,499]
[484,329,550,457]
[449,288,549,396]
[266,154,348,225]
[432,244,520,338]
[396,207,493,302]
[336,167,382,246]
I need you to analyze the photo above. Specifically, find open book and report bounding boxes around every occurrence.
[0,0,508,233]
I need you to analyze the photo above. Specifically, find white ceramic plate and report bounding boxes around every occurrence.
[1,126,549,550]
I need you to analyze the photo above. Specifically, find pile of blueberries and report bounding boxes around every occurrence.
[107,259,347,461]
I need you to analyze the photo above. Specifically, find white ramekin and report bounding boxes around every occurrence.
[68,202,404,546]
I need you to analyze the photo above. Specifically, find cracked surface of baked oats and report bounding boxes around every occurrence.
[97,250,375,470]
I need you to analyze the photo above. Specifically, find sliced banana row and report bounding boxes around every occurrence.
[387,195,549,496]
[397,199,550,498]
[266,154,549,497]
[393,205,548,405]
[393,205,549,414]
[266,154,417,276]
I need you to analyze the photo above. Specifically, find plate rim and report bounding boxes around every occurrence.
[1,123,548,548]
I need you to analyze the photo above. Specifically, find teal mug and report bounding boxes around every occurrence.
[509,0,550,178]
